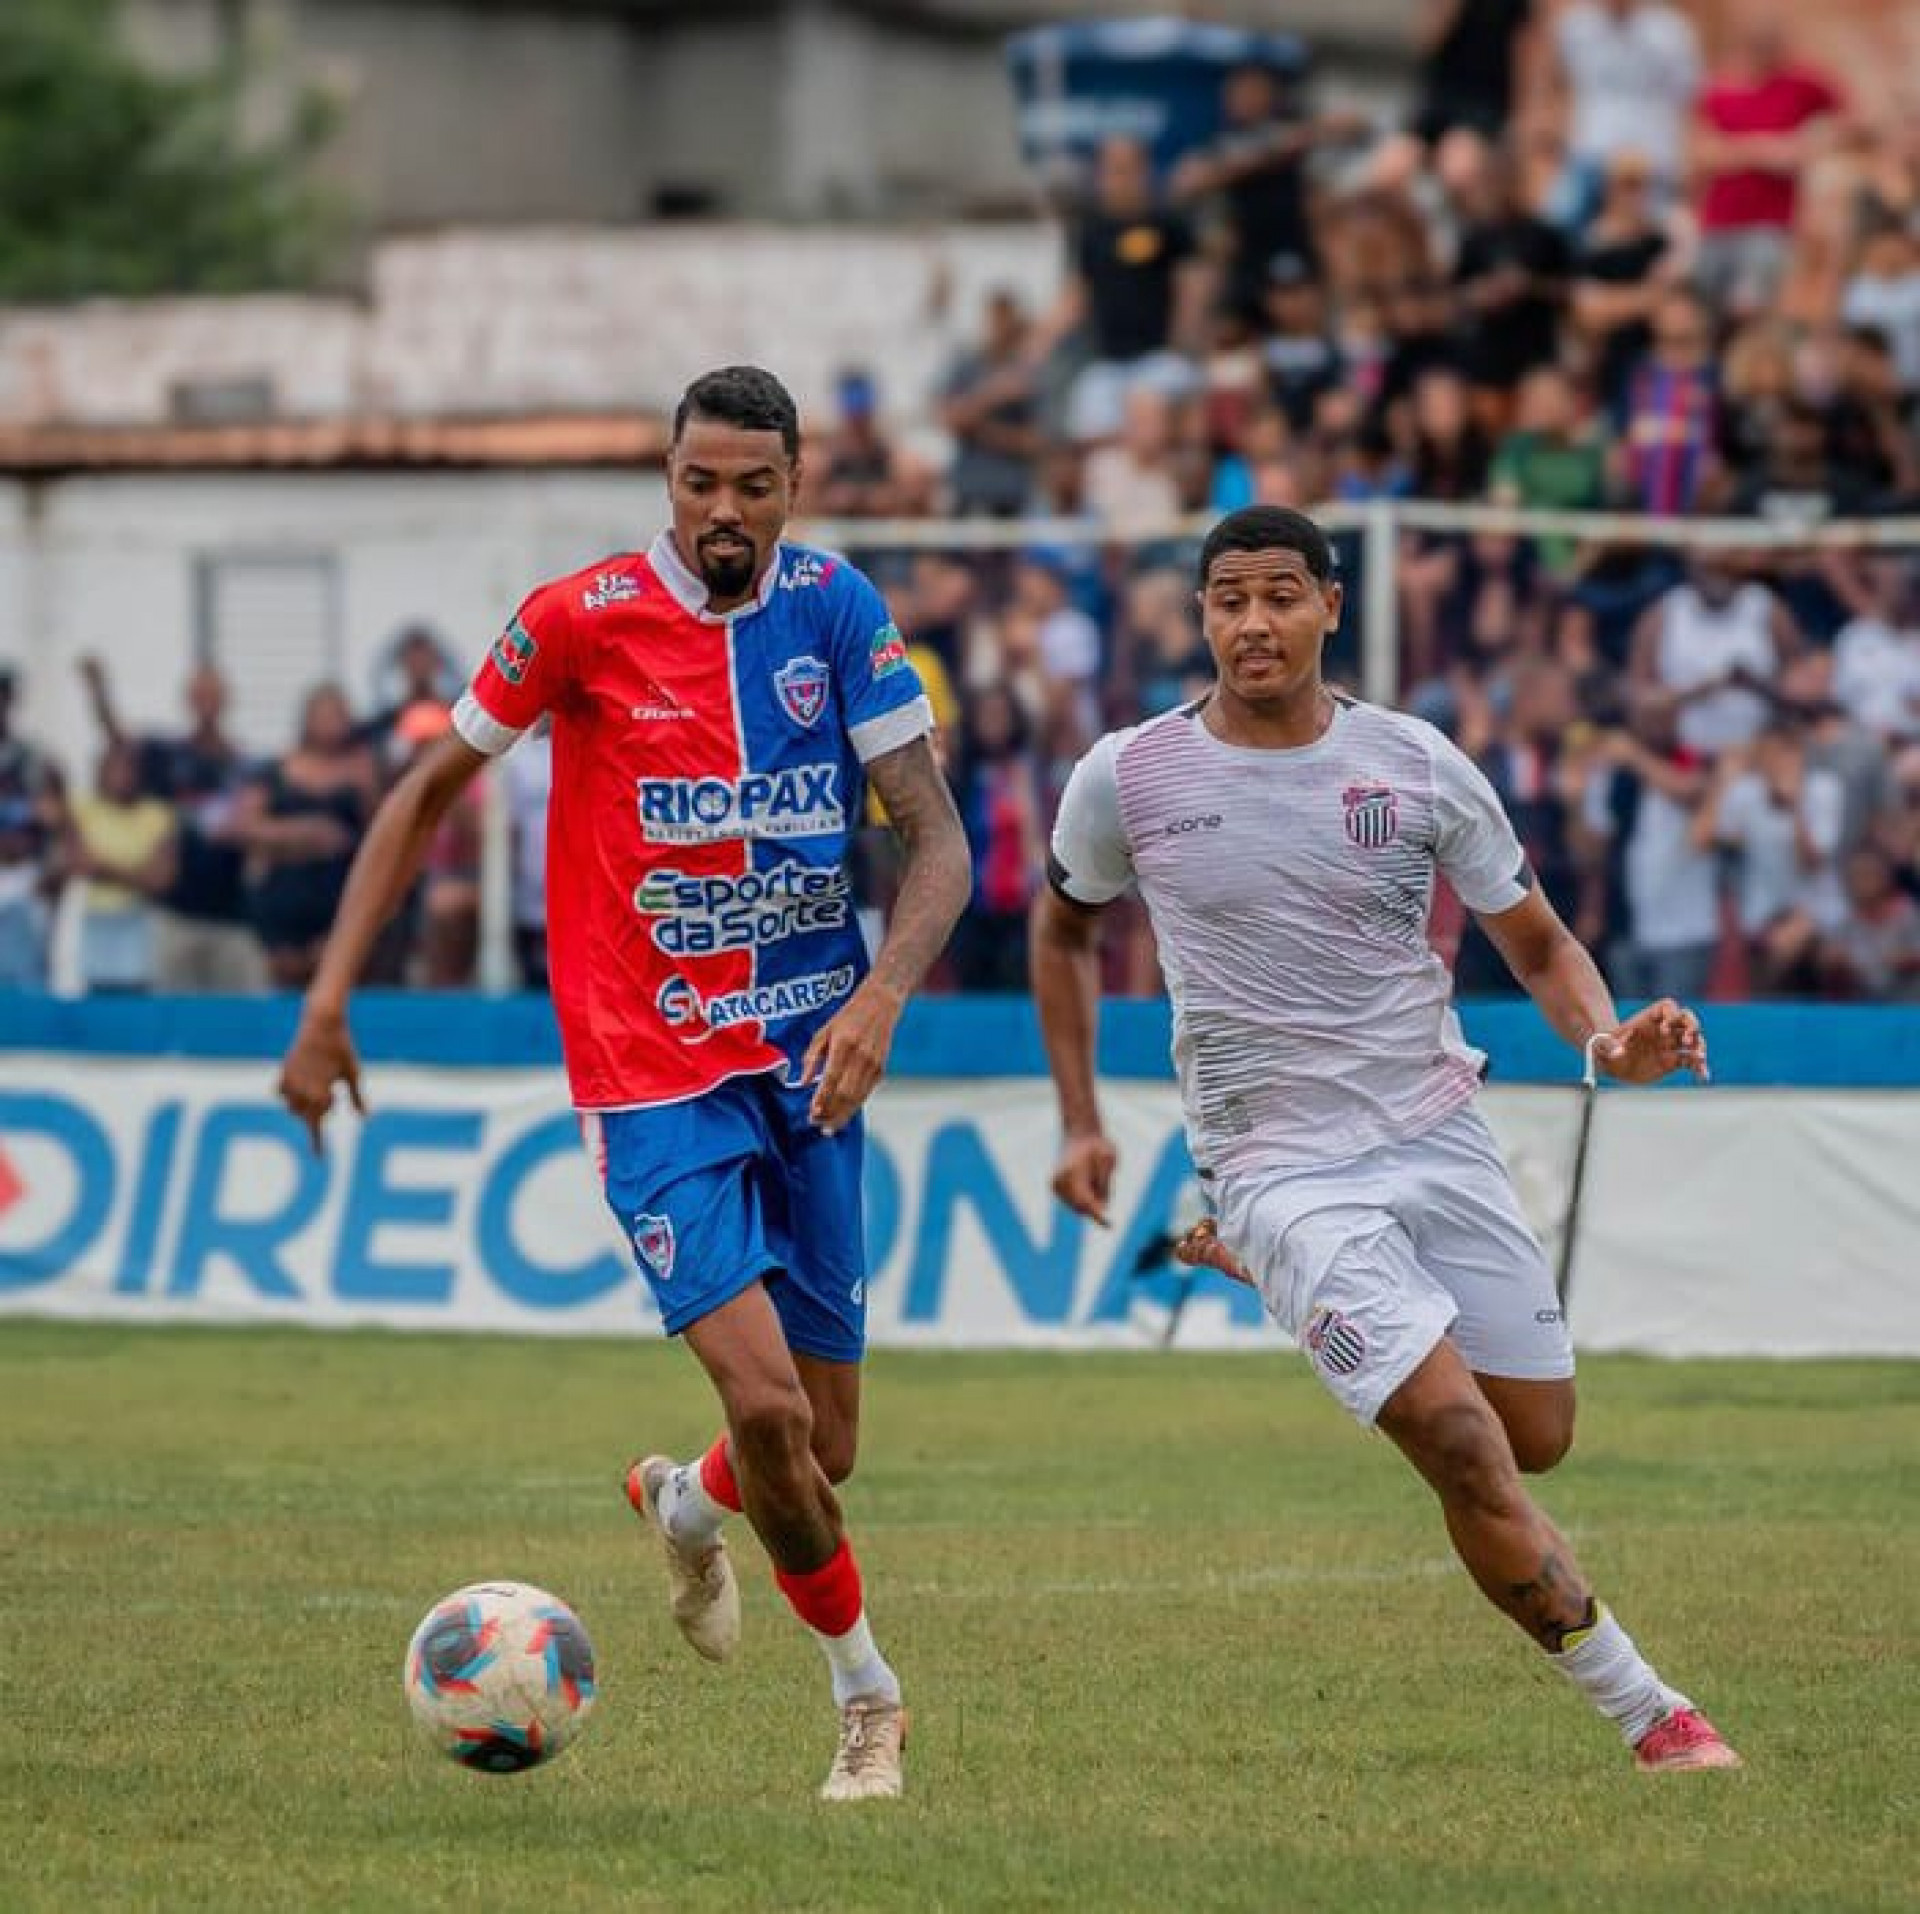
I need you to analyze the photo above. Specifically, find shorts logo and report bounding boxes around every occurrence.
[773,655,830,729]
[490,618,537,686]
[632,1212,675,1281]
[583,571,642,612]
[870,623,909,681]
[1305,1306,1368,1378]
[1342,784,1398,850]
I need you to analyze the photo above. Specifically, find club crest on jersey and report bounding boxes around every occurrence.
[1305,1306,1367,1378]
[632,1212,675,1280]
[583,570,642,612]
[773,655,831,729]
[1342,783,1399,849]
[490,618,537,686]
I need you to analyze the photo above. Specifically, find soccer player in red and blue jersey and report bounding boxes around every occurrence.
[278,366,971,1800]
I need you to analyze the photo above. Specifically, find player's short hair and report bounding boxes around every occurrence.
[1198,505,1335,590]
[673,365,801,458]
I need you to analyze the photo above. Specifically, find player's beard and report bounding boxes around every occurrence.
[698,536,757,600]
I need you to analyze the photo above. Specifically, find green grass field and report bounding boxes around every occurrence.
[1,1323,1914,1912]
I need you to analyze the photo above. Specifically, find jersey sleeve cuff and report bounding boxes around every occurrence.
[849,696,934,764]
[451,688,524,758]
[1456,856,1533,916]
[1046,849,1129,907]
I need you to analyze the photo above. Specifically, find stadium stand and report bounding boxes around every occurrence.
[5,3,1920,1004]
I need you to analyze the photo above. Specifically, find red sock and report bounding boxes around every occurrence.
[699,1435,743,1513]
[774,1539,864,1639]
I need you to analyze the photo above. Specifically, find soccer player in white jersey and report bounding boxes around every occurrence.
[1032,504,1741,1773]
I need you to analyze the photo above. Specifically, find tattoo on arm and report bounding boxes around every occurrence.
[1504,1551,1597,1652]
[862,736,972,999]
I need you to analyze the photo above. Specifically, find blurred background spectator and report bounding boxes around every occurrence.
[0,662,60,989]
[77,655,262,991]
[1549,0,1702,217]
[950,683,1046,992]
[939,291,1044,518]
[1049,135,1208,445]
[61,740,174,995]
[235,685,380,991]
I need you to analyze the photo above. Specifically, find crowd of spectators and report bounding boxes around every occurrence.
[0,629,530,997]
[830,0,1920,1003]
[6,3,1920,1004]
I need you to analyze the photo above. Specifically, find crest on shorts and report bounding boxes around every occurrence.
[773,655,830,729]
[633,1212,675,1281]
[1305,1306,1367,1378]
[1342,783,1398,849]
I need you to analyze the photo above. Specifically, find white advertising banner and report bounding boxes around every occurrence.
[0,1055,1915,1356]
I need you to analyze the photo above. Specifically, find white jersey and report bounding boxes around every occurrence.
[1655,584,1777,755]
[1051,698,1530,1176]
[1555,2,1700,179]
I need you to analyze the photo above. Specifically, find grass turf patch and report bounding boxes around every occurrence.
[0,1322,1913,1911]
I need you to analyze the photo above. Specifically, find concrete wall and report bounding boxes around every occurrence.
[0,468,667,767]
[0,223,1064,428]
[120,0,1042,223]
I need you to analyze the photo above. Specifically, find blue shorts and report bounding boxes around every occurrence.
[583,1072,867,1362]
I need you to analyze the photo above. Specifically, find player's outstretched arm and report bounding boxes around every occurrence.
[801,734,969,1135]
[278,733,490,1150]
[1030,885,1119,1225]
[1477,884,1709,1086]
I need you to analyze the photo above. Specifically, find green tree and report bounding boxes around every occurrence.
[0,0,345,300]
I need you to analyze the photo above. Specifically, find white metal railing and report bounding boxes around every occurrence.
[476,500,1920,992]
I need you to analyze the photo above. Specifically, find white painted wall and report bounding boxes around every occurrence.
[0,469,666,768]
[0,224,1064,430]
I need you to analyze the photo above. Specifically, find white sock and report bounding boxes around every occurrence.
[657,1461,729,1550]
[1552,1603,1690,1745]
[811,1610,901,1708]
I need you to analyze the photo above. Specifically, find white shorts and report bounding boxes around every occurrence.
[1216,1104,1574,1426]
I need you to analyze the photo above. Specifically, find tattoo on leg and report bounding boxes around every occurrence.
[1504,1551,1596,1651]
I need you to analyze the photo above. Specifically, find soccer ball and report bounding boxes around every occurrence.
[403,1580,598,1773]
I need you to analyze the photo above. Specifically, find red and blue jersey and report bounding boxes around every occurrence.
[453,533,933,1110]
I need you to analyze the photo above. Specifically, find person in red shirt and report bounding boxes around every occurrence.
[278,365,971,1801]
[1689,4,1843,314]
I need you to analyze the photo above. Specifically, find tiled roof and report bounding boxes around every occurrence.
[0,411,668,474]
